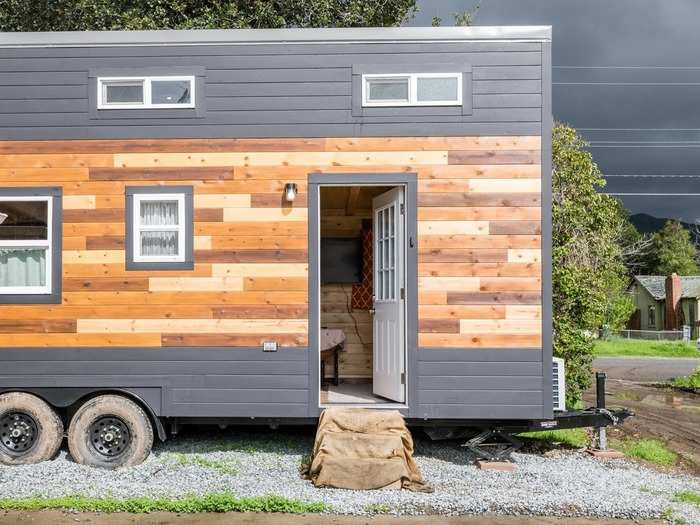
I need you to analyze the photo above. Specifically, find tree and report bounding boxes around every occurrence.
[0,0,418,31]
[552,124,635,406]
[430,4,480,27]
[648,220,699,275]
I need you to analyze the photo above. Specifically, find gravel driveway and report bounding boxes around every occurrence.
[0,427,698,524]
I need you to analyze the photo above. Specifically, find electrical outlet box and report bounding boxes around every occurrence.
[262,341,278,352]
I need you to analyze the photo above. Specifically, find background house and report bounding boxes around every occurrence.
[629,274,700,338]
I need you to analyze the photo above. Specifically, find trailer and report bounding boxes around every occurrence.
[0,25,624,469]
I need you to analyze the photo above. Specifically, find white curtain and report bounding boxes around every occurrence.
[140,231,178,256]
[0,248,46,287]
[139,201,179,256]
[140,201,178,226]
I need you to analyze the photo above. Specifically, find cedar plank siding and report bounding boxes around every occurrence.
[0,28,551,420]
[0,136,541,350]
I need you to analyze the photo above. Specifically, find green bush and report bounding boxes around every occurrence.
[0,0,418,31]
[552,125,635,406]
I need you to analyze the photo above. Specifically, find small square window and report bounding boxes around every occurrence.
[0,189,62,304]
[97,76,195,109]
[126,187,193,270]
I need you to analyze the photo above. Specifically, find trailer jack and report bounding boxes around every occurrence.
[462,429,523,461]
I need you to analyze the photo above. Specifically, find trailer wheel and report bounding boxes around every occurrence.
[0,392,64,465]
[68,395,153,469]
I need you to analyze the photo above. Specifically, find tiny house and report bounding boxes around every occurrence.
[0,26,553,468]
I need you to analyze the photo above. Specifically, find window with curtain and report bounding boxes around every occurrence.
[126,186,193,271]
[0,197,52,295]
[132,193,186,263]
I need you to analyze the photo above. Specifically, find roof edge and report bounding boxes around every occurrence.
[0,26,552,48]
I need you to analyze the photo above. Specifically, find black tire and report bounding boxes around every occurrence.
[0,392,64,465]
[68,395,153,469]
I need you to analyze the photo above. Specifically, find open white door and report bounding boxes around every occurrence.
[372,187,406,403]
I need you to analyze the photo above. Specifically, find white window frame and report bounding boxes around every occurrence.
[0,196,52,295]
[97,76,196,110]
[132,193,186,263]
[362,72,462,107]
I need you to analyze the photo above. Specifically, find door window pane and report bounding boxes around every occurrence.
[0,201,48,240]
[103,81,144,105]
[416,76,460,102]
[152,80,192,105]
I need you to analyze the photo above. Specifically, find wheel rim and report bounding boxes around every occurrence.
[0,411,39,456]
[88,416,131,458]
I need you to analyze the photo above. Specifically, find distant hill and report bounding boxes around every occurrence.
[630,213,695,234]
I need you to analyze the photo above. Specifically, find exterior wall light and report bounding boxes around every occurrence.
[284,183,298,202]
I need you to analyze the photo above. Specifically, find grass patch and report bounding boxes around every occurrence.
[615,438,678,466]
[162,453,239,475]
[674,491,700,507]
[661,507,687,525]
[0,493,328,514]
[671,366,700,391]
[519,428,589,448]
[594,338,699,358]
[364,503,390,514]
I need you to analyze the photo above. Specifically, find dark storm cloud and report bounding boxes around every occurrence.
[412,0,700,181]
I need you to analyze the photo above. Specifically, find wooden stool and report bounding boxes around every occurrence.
[320,328,346,386]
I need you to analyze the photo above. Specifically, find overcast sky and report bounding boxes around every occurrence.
[411,0,700,226]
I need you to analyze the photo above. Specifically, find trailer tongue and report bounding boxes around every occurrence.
[424,371,633,462]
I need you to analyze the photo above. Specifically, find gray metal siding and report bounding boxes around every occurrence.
[0,41,542,140]
[0,347,309,418]
[415,349,545,420]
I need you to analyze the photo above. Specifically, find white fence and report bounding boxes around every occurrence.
[610,329,687,342]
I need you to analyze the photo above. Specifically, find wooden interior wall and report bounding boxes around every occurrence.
[321,284,372,379]
[0,136,541,349]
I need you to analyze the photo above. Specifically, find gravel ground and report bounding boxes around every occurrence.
[0,427,698,524]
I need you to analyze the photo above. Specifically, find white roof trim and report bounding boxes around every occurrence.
[0,26,552,48]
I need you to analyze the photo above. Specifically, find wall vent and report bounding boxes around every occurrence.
[552,357,566,412]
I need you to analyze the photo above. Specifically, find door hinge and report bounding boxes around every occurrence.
[401,372,406,385]
[400,203,405,215]
[400,287,405,300]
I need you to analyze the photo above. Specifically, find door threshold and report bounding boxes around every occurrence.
[319,403,408,410]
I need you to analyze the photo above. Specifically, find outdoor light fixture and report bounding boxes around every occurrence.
[284,183,298,202]
[0,213,7,225]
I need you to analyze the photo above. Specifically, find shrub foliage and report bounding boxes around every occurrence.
[0,0,418,31]
[552,124,634,405]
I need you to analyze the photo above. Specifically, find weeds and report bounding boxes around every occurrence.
[0,493,328,513]
[674,491,700,507]
[519,428,589,448]
[671,366,700,392]
[615,438,678,467]
[162,453,239,475]
[364,503,391,514]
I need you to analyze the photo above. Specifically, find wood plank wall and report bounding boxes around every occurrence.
[0,136,541,349]
[321,284,372,378]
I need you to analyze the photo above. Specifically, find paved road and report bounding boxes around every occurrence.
[594,356,700,382]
